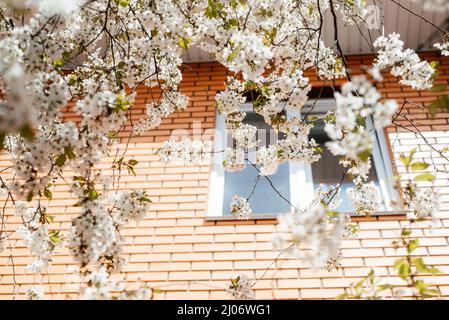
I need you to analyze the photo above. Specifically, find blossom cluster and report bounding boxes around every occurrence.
[15,201,63,273]
[273,187,359,271]
[81,266,154,300]
[411,188,439,220]
[111,190,152,225]
[435,40,449,57]
[223,147,246,172]
[273,197,345,269]
[226,274,255,300]
[347,181,382,215]
[373,33,436,90]
[133,92,189,135]
[320,251,343,272]
[26,286,44,300]
[229,195,252,220]
[336,0,368,25]
[415,0,449,11]
[158,139,212,164]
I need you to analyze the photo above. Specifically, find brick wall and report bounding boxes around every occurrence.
[1,53,449,299]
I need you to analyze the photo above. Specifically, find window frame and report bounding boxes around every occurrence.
[206,99,401,220]
[206,103,311,218]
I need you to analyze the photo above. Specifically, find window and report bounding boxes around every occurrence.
[207,99,398,218]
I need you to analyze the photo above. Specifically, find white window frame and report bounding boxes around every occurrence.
[207,99,399,218]
[207,103,313,217]
[299,99,399,212]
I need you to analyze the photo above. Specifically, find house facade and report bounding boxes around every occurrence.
[0,51,448,299]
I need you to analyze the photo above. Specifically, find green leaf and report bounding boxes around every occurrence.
[19,124,35,141]
[357,149,371,162]
[62,51,71,61]
[128,159,138,166]
[0,131,5,151]
[429,94,449,118]
[53,58,63,68]
[354,277,366,289]
[244,80,257,91]
[412,257,441,275]
[335,293,347,300]
[431,84,447,92]
[394,258,410,280]
[430,60,440,71]
[414,279,428,291]
[414,173,435,181]
[43,188,53,200]
[378,284,394,290]
[398,262,410,280]
[407,239,419,253]
[68,75,78,86]
[205,0,222,18]
[399,149,416,169]
[139,196,152,203]
[411,161,429,171]
[118,0,129,7]
[56,154,67,167]
[227,47,239,62]
[64,145,75,160]
[127,165,136,176]
[88,188,99,200]
[49,230,63,243]
[422,288,441,297]
[26,192,34,202]
[227,18,239,28]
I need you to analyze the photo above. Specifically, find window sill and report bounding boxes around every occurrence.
[204,210,408,222]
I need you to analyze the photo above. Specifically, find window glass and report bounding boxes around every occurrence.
[222,112,291,215]
[310,119,384,212]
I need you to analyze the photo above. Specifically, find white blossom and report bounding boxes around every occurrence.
[215,87,246,116]
[231,124,258,149]
[342,216,360,239]
[256,145,279,176]
[111,190,151,225]
[158,139,212,164]
[274,197,345,269]
[435,41,449,56]
[222,147,246,172]
[347,182,381,215]
[411,188,439,220]
[374,33,435,90]
[320,251,343,272]
[81,266,118,300]
[26,286,44,300]
[226,274,255,300]
[373,100,398,129]
[414,0,449,11]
